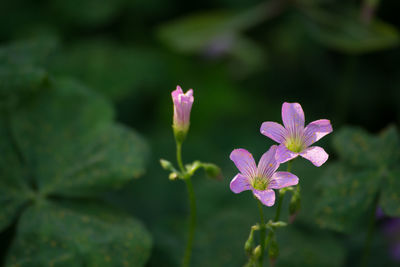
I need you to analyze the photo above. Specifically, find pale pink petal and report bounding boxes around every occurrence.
[229,149,257,178]
[260,122,288,143]
[276,143,298,164]
[252,189,275,206]
[230,174,251,193]
[257,145,279,179]
[300,146,328,167]
[304,119,333,147]
[269,172,299,189]
[282,102,305,130]
[171,85,184,99]
[172,85,194,130]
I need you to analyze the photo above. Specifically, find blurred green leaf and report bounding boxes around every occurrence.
[6,200,151,267]
[380,168,400,217]
[0,40,151,266]
[316,164,379,232]
[0,39,56,108]
[0,117,31,231]
[304,8,399,53]
[11,78,148,197]
[332,126,380,167]
[316,126,400,232]
[157,3,269,54]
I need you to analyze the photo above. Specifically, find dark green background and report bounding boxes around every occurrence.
[1,0,400,266]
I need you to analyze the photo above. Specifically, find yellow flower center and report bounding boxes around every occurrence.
[252,176,268,191]
[285,137,304,153]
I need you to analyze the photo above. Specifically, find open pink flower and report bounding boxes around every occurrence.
[229,145,298,206]
[260,102,332,167]
[171,85,194,133]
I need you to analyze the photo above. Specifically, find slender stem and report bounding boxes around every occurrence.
[258,200,266,267]
[176,141,197,267]
[361,192,379,267]
[274,161,291,221]
[176,142,185,173]
[183,177,196,267]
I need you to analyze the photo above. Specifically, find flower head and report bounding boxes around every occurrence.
[229,145,298,206]
[260,102,333,167]
[171,86,194,140]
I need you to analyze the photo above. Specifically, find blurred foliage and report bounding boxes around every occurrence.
[1,0,400,266]
[316,126,400,232]
[0,41,151,266]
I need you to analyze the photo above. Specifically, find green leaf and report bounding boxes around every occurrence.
[157,4,267,53]
[315,163,380,232]
[376,125,400,166]
[304,9,399,54]
[6,200,152,267]
[0,39,55,108]
[380,168,400,217]
[332,127,380,167]
[11,78,148,197]
[0,116,31,231]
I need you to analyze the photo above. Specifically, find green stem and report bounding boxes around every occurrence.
[183,177,196,267]
[176,141,197,267]
[176,142,185,173]
[274,161,291,221]
[361,192,379,267]
[258,201,266,267]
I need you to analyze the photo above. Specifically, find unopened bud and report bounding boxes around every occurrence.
[160,159,174,171]
[203,163,222,180]
[253,245,262,260]
[169,172,178,180]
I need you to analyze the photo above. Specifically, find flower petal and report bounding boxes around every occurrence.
[229,149,257,178]
[300,146,328,167]
[260,122,287,143]
[304,119,333,147]
[282,102,305,130]
[276,143,298,163]
[230,174,251,193]
[269,172,299,189]
[257,145,279,179]
[171,85,184,99]
[252,189,275,206]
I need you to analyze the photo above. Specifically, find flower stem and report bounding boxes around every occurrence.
[176,142,185,174]
[176,141,197,267]
[274,161,291,221]
[183,177,196,267]
[257,200,266,267]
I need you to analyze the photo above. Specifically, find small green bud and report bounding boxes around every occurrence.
[202,163,222,180]
[160,159,174,171]
[253,245,262,260]
[269,221,287,228]
[169,172,178,180]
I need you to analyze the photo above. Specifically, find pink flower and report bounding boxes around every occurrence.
[229,145,299,206]
[171,86,194,134]
[260,102,332,167]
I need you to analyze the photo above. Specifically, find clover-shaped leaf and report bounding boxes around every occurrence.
[0,41,151,266]
[6,200,151,267]
[316,126,400,232]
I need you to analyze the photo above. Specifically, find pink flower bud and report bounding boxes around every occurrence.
[171,86,194,138]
